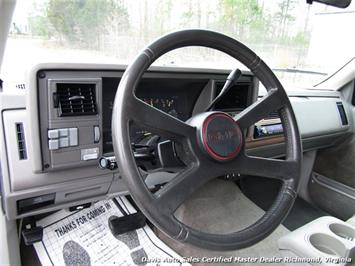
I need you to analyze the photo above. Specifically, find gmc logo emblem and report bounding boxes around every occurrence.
[207,130,238,143]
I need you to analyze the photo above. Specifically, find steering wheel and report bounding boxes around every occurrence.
[112,29,302,250]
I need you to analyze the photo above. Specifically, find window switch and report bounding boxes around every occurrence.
[48,140,59,150]
[48,129,59,139]
[59,137,69,148]
[59,128,69,137]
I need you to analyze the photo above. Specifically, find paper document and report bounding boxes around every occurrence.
[33,197,190,266]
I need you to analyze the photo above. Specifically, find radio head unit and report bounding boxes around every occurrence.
[254,123,283,139]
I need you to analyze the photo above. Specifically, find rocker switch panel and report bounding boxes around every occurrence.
[48,127,78,150]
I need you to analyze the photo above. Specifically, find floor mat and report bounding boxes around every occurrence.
[33,197,189,266]
[240,176,329,231]
[156,178,290,266]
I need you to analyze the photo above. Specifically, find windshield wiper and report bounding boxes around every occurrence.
[272,68,327,76]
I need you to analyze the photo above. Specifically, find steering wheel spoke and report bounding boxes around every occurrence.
[235,153,298,180]
[128,96,195,142]
[235,88,286,130]
[153,163,208,215]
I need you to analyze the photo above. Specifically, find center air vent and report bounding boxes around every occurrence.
[56,83,97,117]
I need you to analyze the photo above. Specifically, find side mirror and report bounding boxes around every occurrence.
[307,0,352,8]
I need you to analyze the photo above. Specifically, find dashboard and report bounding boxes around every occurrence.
[102,77,212,153]
[32,69,254,173]
[100,75,253,156]
[0,63,351,220]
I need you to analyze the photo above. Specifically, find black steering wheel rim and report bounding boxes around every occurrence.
[112,29,302,250]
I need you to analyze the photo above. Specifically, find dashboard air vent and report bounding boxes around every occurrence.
[16,123,27,160]
[56,83,97,117]
[336,102,348,126]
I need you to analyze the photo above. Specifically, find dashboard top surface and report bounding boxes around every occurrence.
[27,62,342,98]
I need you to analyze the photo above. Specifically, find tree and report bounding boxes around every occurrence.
[217,0,271,42]
[274,0,297,39]
[154,0,173,35]
[32,0,129,49]
[180,0,194,27]
[180,0,205,29]
[29,16,52,38]
[28,1,53,38]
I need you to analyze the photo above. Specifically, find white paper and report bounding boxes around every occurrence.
[33,197,190,266]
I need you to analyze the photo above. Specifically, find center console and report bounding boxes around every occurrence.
[279,216,355,265]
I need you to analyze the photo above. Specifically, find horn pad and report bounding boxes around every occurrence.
[201,113,243,162]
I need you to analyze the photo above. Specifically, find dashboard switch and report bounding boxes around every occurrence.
[59,137,69,148]
[59,128,69,137]
[94,126,100,143]
[48,129,59,139]
[69,128,78,146]
[48,140,59,150]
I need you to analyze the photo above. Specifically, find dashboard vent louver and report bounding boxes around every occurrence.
[16,123,27,160]
[56,83,97,117]
[336,102,348,126]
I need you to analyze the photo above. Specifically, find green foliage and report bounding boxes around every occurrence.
[274,0,297,38]
[180,0,195,27]
[217,0,271,42]
[22,0,311,67]
[28,15,52,38]
[31,0,129,48]
[293,31,310,47]
[153,0,173,34]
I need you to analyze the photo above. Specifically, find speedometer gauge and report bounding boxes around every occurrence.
[142,97,180,119]
[131,96,182,143]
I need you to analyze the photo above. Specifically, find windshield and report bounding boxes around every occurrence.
[2,0,355,90]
